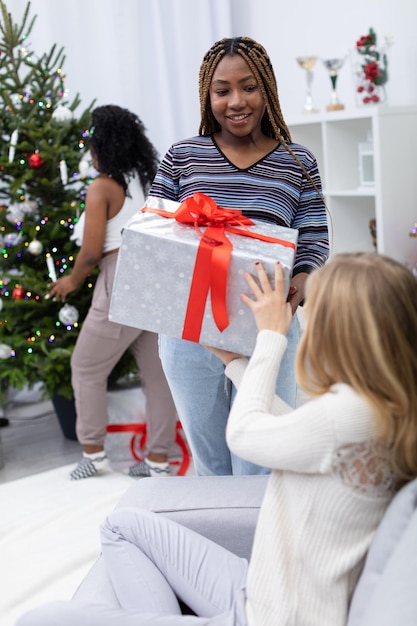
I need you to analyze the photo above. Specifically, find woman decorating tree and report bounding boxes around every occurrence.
[49,105,177,481]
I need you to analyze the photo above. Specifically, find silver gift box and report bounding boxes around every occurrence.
[109,196,298,356]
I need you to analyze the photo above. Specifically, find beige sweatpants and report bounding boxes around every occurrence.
[71,252,177,454]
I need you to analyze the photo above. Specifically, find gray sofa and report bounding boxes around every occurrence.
[74,475,417,625]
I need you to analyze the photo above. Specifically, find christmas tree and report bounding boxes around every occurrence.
[0,1,134,405]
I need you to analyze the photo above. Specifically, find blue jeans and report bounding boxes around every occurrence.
[159,315,300,476]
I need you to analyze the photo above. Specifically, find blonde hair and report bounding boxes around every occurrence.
[297,253,417,481]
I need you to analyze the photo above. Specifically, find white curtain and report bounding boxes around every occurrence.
[8,0,417,157]
[10,0,249,155]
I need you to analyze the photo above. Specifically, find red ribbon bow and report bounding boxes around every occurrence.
[142,193,296,343]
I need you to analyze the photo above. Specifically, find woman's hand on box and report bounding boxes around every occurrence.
[241,261,293,336]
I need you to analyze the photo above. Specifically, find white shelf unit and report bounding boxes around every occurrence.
[287,105,417,267]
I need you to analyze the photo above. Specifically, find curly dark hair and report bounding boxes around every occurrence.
[89,105,159,194]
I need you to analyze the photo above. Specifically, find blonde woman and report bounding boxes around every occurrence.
[19,253,417,626]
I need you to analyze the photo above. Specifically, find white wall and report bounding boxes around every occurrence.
[245,0,417,119]
[8,0,417,156]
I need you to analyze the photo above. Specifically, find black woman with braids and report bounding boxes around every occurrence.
[142,36,329,477]
[48,104,177,481]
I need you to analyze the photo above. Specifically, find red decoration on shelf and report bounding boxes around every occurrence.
[28,152,44,168]
[12,286,25,299]
[354,27,393,105]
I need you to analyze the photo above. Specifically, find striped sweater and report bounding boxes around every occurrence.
[149,135,329,275]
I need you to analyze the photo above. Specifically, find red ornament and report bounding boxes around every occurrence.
[12,286,25,299]
[28,152,44,168]
[364,61,379,82]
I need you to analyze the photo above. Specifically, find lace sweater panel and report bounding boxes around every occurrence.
[332,441,398,498]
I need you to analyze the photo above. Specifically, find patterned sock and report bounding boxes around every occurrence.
[145,460,171,476]
[128,459,171,478]
[70,452,110,480]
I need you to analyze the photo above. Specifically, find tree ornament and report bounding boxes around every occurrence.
[46,253,57,282]
[12,286,25,299]
[0,298,3,312]
[5,203,24,223]
[21,198,38,214]
[6,200,37,223]
[8,128,19,163]
[59,159,68,185]
[78,154,90,178]
[4,232,22,246]
[0,343,12,359]
[28,152,44,168]
[52,103,73,123]
[58,303,79,325]
[28,239,43,255]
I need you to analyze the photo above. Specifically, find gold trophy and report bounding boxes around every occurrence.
[323,58,345,111]
[296,56,319,113]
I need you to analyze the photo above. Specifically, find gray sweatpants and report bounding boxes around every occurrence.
[71,252,177,454]
[16,507,248,626]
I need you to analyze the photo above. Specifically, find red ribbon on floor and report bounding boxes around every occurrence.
[106,420,190,476]
[142,193,296,342]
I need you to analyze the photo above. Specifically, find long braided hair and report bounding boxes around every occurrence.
[198,37,326,205]
[89,105,159,195]
[199,36,291,144]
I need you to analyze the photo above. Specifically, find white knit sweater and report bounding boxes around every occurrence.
[225,330,398,626]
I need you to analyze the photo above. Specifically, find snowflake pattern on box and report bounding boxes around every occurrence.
[109,198,298,355]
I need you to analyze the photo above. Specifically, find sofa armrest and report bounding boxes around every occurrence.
[347,477,417,626]
[74,475,267,605]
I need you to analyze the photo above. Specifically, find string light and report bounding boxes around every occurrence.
[2,27,100,392]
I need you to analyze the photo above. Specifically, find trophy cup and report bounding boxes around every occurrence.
[296,56,319,113]
[323,58,345,111]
